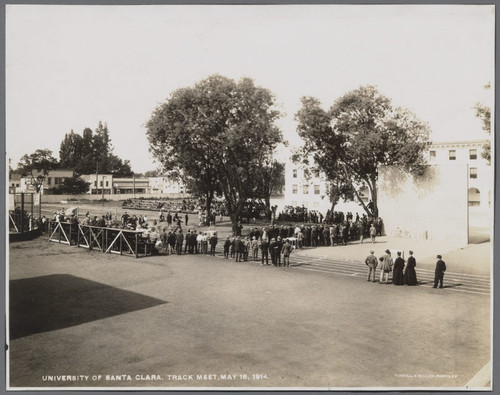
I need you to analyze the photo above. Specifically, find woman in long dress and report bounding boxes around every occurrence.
[404,250,418,285]
[392,251,405,285]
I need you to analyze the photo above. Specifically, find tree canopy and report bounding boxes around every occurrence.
[53,176,90,194]
[17,149,59,192]
[473,82,492,164]
[295,85,430,217]
[146,74,283,230]
[59,122,133,177]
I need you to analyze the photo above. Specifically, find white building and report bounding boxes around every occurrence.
[283,138,492,219]
[148,177,185,194]
[427,139,492,209]
[283,165,331,212]
[83,174,114,195]
[20,169,74,194]
[283,162,368,214]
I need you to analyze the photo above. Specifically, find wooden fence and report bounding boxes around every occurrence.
[48,221,153,258]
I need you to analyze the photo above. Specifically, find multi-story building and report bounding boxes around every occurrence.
[113,177,149,194]
[283,165,330,212]
[83,174,114,195]
[283,138,492,215]
[148,177,186,194]
[427,139,492,208]
[20,169,74,194]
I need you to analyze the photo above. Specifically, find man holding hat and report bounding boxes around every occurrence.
[433,255,446,288]
[365,250,378,282]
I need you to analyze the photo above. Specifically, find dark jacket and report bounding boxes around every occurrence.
[435,259,446,276]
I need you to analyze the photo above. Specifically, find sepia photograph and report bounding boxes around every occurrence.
[5,3,494,391]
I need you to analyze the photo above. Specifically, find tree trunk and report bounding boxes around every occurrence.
[205,190,213,222]
[370,178,378,217]
[264,195,271,220]
[230,202,244,235]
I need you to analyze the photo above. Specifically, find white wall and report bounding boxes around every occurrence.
[378,165,468,244]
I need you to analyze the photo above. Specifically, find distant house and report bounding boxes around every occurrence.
[9,173,21,193]
[19,169,74,195]
[113,177,149,194]
[82,174,114,195]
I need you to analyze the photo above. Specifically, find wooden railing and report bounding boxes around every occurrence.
[48,221,153,258]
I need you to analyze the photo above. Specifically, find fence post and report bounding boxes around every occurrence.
[102,228,105,252]
[119,231,123,255]
[135,233,138,258]
[105,228,108,252]
[20,193,25,234]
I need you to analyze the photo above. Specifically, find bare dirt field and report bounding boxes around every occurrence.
[7,230,491,390]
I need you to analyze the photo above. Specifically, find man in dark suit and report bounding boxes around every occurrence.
[260,238,269,265]
[175,230,184,255]
[433,254,446,288]
[234,236,243,262]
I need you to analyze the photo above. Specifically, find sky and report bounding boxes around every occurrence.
[6,4,495,174]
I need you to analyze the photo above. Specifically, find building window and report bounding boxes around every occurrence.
[313,169,320,178]
[54,177,61,185]
[100,181,103,187]
[94,181,97,187]
[429,150,436,158]
[314,185,320,195]
[303,185,309,194]
[47,177,52,185]
[468,188,480,206]
[292,184,298,194]
[16,183,19,187]
[470,167,478,179]
[470,149,477,160]
[106,181,109,187]
[293,169,297,178]
[449,150,456,160]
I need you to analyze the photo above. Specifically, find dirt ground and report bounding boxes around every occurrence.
[7,229,491,390]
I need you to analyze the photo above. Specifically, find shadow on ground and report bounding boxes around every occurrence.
[9,274,167,340]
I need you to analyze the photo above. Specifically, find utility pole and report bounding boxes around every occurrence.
[102,176,106,206]
[95,161,99,196]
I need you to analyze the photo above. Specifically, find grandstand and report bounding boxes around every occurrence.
[122,198,198,213]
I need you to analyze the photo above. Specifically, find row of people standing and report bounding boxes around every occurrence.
[365,249,418,285]
[223,235,293,267]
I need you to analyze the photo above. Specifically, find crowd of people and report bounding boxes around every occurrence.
[45,206,450,288]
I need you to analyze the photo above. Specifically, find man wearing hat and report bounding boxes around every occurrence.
[434,255,446,288]
[379,249,393,284]
[209,231,218,256]
[365,250,378,282]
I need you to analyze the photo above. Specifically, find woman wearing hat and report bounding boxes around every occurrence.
[379,249,393,284]
[392,251,405,285]
[404,250,418,285]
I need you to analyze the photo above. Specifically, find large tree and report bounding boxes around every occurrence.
[146,74,283,231]
[295,86,430,217]
[17,149,59,193]
[59,122,133,177]
[53,176,90,194]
